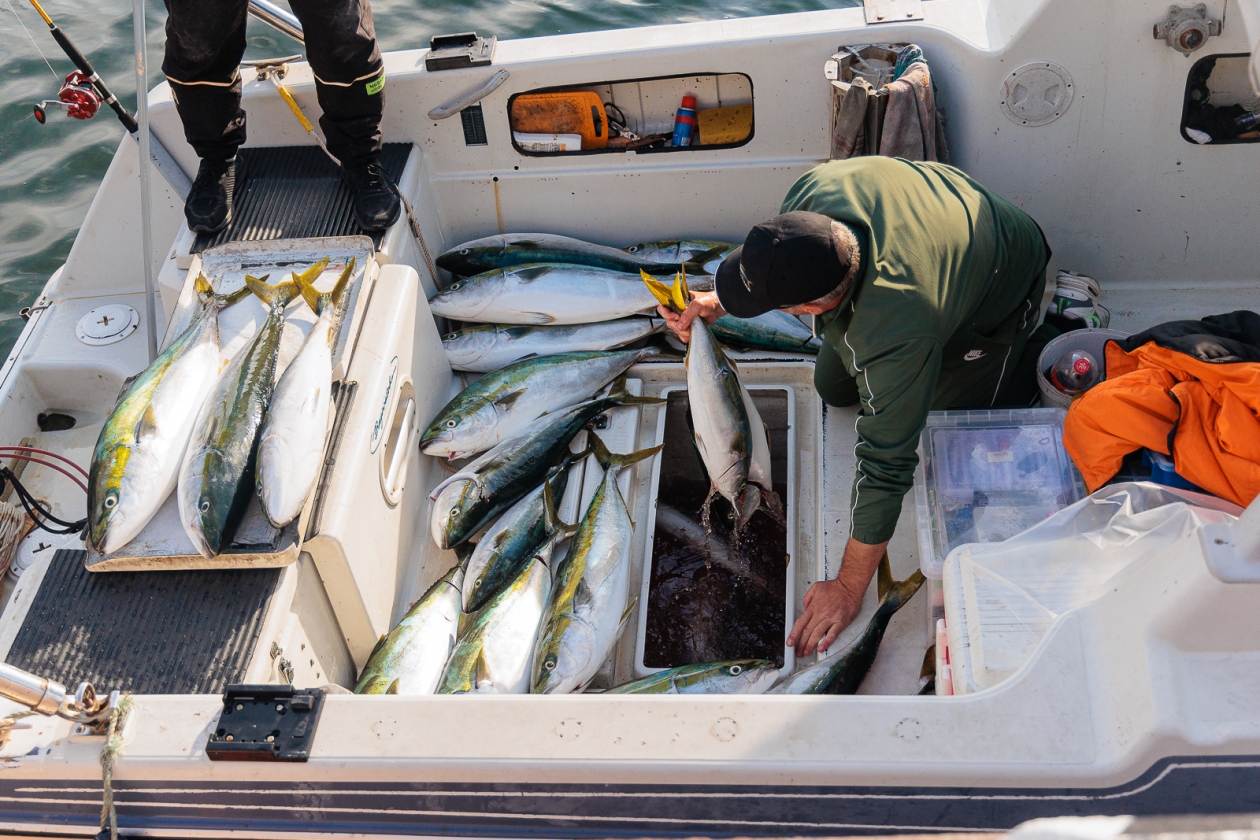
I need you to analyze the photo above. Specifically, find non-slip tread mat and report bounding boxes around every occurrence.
[6,550,281,695]
[192,142,412,253]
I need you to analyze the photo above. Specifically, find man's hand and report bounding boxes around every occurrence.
[658,292,726,344]
[786,537,889,657]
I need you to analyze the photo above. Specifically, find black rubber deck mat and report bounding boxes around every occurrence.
[5,550,281,695]
[192,142,412,253]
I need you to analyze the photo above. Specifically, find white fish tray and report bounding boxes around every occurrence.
[88,237,380,572]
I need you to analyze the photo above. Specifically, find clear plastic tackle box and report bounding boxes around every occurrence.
[913,408,1086,579]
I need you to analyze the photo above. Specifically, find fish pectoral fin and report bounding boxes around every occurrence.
[134,403,160,443]
[473,649,490,687]
[386,678,400,695]
[574,577,595,610]
[493,388,527,413]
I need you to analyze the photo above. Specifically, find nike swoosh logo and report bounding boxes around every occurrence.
[964,349,986,361]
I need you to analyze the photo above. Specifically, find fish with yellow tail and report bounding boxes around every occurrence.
[87,276,251,556]
[641,267,775,525]
[532,433,660,695]
[770,552,924,694]
[178,261,322,556]
[256,258,355,528]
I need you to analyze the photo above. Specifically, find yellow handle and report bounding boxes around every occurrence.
[275,84,316,134]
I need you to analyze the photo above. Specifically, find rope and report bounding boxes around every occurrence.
[0,466,86,535]
[98,694,133,840]
[3,0,59,80]
[399,192,438,283]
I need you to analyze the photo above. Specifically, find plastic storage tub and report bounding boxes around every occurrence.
[913,408,1086,579]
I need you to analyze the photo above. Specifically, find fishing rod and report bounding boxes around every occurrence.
[23,0,190,199]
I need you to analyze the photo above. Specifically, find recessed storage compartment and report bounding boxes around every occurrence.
[508,73,754,154]
[637,388,792,674]
[1181,53,1260,144]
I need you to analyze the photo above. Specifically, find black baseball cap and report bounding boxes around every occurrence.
[715,211,852,318]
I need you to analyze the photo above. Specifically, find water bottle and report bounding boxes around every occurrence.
[1048,349,1101,395]
[1235,111,1260,131]
[671,94,697,147]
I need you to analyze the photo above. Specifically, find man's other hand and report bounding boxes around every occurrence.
[658,292,726,343]
[786,537,888,657]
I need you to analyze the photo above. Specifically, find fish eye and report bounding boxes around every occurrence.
[474,576,483,587]
[543,656,557,671]
[459,249,469,255]
[103,496,116,509]
[200,500,210,513]
[628,245,639,252]
[445,419,457,428]
[728,665,743,675]
[449,282,462,291]
[450,507,460,516]
[445,333,458,340]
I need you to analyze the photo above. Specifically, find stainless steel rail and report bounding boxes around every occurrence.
[248,0,304,43]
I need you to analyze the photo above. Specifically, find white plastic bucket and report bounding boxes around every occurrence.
[1036,328,1130,409]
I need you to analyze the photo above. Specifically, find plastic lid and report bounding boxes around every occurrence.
[681,95,697,108]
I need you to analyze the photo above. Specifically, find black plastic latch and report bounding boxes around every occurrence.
[426,32,497,72]
[206,684,326,762]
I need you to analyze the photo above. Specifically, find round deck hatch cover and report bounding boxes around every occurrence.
[1000,62,1074,127]
[76,304,139,346]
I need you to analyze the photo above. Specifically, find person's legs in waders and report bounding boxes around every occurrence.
[288,0,400,232]
[163,0,250,233]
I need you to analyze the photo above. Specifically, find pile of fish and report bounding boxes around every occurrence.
[432,233,820,372]
[87,259,355,558]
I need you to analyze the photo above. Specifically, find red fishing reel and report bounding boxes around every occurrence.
[34,70,102,123]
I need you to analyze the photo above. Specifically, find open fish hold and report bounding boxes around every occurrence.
[256,258,356,528]
[606,660,778,695]
[435,233,726,277]
[642,269,774,525]
[178,263,321,557]
[428,379,662,549]
[442,318,665,374]
[463,456,580,614]
[355,548,468,695]
[532,434,661,695]
[87,277,251,557]
[439,488,575,694]
[771,553,924,695]
[422,348,649,461]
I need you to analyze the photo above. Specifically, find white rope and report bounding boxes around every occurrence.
[99,695,133,840]
[2,0,59,80]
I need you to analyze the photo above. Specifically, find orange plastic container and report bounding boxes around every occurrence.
[510,91,608,150]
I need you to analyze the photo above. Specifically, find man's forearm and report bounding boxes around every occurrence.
[835,537,888,600]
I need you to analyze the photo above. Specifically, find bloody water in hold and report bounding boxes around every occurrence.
[643,392,790,669]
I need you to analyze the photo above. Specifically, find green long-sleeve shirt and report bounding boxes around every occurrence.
[781,157,1048,544]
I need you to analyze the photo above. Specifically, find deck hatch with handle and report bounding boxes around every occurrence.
[207,684,326,762]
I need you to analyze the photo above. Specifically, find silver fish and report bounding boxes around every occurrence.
[421,349,647,461]
[711,311,822,355]
[256,259,355,528]
[428,264,662,326]
[354,554,466,695]
[86,277,249,556]
[436,232,704,277]
[532,434,661,695]
[622,239,736,274]
[442,318,664,373]
[605,660,778,694]
[438,495,573,694]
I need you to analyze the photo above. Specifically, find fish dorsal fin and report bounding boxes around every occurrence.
[365,632,389,663]
[386,678,400,695]
[876,550,893,602]
[493,388,527,413]
[134,403,160,442]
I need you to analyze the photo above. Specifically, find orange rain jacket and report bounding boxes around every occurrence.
[1063,340,1260,507]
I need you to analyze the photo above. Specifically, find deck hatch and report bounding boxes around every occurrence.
[191,143,412,253]
[5,550,280,694]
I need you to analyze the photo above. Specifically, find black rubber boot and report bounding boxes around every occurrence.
[185,157,237,234]
[342,159,400,233]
